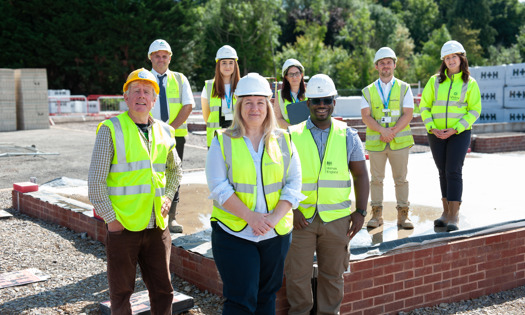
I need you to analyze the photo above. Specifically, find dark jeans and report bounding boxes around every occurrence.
[427,130,471,202]
[105,227,173,315]
[211,221,291,315]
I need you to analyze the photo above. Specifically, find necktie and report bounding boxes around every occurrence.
[158,74,169,122]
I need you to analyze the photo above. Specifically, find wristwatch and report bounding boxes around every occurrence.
[355,208,367,217]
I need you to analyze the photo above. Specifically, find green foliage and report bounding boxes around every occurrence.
[1,0,524,95]
[486,45,522,65]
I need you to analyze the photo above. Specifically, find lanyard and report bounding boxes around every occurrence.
[377,79,395,109]
[290,92,298,103]
[224,91,232,109]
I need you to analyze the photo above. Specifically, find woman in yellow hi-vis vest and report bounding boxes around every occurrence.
[201,45,241,148]
[205,73,304,314]
[419,40,482,232]
[275,58,307,128]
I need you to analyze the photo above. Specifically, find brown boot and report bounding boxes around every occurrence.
[367,206,383,228]
[397,206,414,229]
[446,201,461,232]
[168,202,183,234]
[434,197,449,227]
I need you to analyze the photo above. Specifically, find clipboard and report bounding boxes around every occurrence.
[286,101,310,125]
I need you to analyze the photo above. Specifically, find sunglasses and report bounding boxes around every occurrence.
[310,97,334,105]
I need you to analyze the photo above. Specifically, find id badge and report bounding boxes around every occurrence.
[382,108,390,113]
[381,116,392,123]
[391,110,400,116]
[224,113,233,121]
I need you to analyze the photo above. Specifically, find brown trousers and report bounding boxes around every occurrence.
[105,226,173,315]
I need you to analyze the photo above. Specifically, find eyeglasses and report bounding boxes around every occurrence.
[310,97,333,105]
[286,71,302,78]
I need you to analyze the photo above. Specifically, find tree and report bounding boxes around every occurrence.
[398,0,439,50]
[412,25,451,85]
[487,45,522,65]
[201,0,284,78]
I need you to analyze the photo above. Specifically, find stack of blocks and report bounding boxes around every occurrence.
[14,68,49,130]
[0,69,17,131]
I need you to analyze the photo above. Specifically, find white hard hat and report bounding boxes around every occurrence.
[282,59,305,77]
[234,73,272,97]
[441,40,466,60]
[305,74,337,98]
[148,39,172,60]
[215,45,238,62]
[374,47,397,64]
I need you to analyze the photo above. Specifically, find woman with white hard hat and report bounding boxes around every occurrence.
[275,58,307,128]
[205,73,304,314]
[418,40,482,232]
[201,45,241,147]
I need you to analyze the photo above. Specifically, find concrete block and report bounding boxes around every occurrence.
[470,65,506,87]
[503,86,525,109]
[505,63,525,86]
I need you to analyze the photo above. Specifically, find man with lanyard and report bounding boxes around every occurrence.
[88,68,182,314]
[285,74,369,314]
[361,47,415,230]
[148,39,195,233]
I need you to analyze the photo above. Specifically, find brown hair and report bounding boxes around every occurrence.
[212,59,241,98]
[281,66,306,103]
[438,53,470,84]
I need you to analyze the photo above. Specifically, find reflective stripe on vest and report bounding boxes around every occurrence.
[205,79,236,147]
[289,119,352,222]
[211,130,293,235]
[99,112,175,231]
[166,71,188,137]
[362,79,414,151]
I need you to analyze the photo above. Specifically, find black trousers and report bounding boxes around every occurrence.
[427,130,471,202]
[173,136,185,204]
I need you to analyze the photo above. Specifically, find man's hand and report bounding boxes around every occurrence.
[347,212,365,239]
[161,197,172,218]
[292,209,309,230]
[107,220,125,232]
[379,126,395,143]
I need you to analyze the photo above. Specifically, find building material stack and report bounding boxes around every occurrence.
[0,69,17,131]
[14,68,49,130]
[470,63,525,123]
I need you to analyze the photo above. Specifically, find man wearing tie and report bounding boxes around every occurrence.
[148,39,195,233]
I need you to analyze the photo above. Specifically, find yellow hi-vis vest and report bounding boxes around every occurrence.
[419,71,482,133]
[277,89,307,124]
[205,79,236,147]
[97,112,176,231]
[289,119,352,222]
[166,71,188,137]
[211,130,294,235]
[362,79,414,151]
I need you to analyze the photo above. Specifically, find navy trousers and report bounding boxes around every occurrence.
[211,222,291,315]
[427,130,471,202]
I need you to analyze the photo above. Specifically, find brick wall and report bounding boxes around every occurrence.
[12,190,106,243]
[471,133,525,153]
[12,190,525,314]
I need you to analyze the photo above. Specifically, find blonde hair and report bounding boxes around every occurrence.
[224,96,283,161]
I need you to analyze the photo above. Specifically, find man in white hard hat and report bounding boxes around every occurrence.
[148,39,194,233]
[88,68,181,314]
[361,47,415,230]
[286,74,369,314]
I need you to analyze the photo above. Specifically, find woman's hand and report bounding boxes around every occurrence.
[245,211,273,236]
[161,197,172,218]
[431,128,456,139]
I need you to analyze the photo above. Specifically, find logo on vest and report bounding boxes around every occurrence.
[264,161,280,166]
[325,161,339,174]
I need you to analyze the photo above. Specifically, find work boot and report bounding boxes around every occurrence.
[396,206,414,229]
[446,201,461,232]
[168,202,183,234]
[367,206,383,228]
[434,197,449,227]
